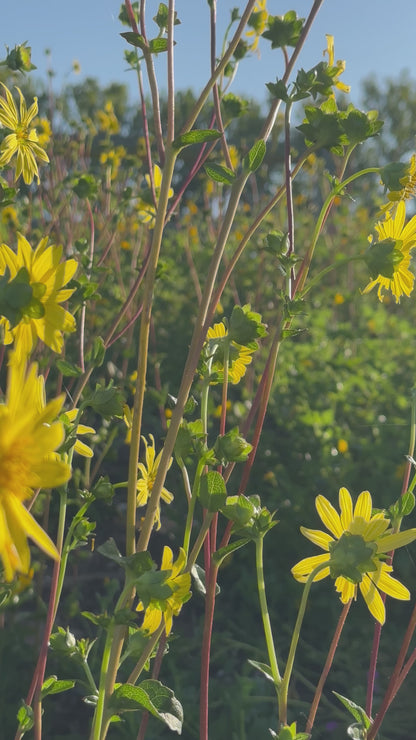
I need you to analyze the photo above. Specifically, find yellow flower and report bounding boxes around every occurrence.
[337,438,348,454]
[96,100,119,134]
[333,292,344,305]
[0,234,77,358]
[245,1,268,52]
[1,205,18,228]
[99,145,126,179]
[206,322,254,385]
[136,546,191,635]
[324,35,350,94]
[136,164,174,229]
[0,353,70,581]
[136,435,174,530]
[292,487,416,624]
[33,117,52,148]
[382,155,416,212]
[362,201,416,303]
[62,409,95,458]
[0,83,49,184]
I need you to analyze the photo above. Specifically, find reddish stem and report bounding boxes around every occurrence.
[305,601,351,734]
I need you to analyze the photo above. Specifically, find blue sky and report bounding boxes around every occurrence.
[2,1,416,104]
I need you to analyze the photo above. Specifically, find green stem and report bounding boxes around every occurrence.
[187,512,215,572]
[127,624,164,685]
[279,562,329,725]
[255,536,282,698]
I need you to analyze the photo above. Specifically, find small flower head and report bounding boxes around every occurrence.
[136,435,174,530]
[0,234,77,358]
[323,34,350,94]
[245,1,268,52]
[96,100,119,134]
[363,202,416,303]
[62,409,96,458]
[292,487,416,623]
[0,83,49,184]
[136,164,174,229]
[205,322,255,385]
[136,546,191,635]
[0,353,71,581]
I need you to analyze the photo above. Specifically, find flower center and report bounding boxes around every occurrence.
[0,436,32,501]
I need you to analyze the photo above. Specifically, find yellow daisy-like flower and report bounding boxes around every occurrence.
[136,546,191,635]
[292,487,416,624]
[136,434,174,530]
[0,233,77,358]
[362,201,416,303]
[0,83,49,184]
[324,34,350,94]
[62,409,96,458]
[0,353,71,581]
[206,322,255,385]
[136,164,174,229]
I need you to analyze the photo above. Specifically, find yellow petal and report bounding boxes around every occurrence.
[316,495,343,538]
[354,490,372,521]
[360,574,385,624]
[291,553,330,582]
[4,495,59,562]
[334,576,355,603]
[339,487,353,530]
[377,568,410,601]
[74,439,94,458]
[377,528,416,553]
[299,526,333,551]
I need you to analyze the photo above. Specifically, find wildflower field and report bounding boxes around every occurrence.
[2,2,416,739]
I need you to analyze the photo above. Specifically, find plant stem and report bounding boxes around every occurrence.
[279,562,329,725]
[305,600,351,734]
[255,536,282,699]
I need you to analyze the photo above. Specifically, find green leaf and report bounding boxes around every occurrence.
[333,691,371,729]
[85,382,124,419]
[153,3,181,31]
[41,676,76,698]
[148,38,170,54]
[212,537,251,567]
[81,611,112,628]
[173,129,222,150]
[243,139,266,173]
[262,11,304,49]
[120,32,147,50]
[199,471,227,512]
[86,336,105,367]
[399,491,415,516]
[248,659,274,683]
[204,163,236,185]
[97,537,124,563]
[55,359,83,377]
[16,703,34,732]
[110,680,183,733]
[228,304,267,344]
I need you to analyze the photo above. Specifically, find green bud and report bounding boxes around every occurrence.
[3,43,36,72]
[214,427,252,464]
